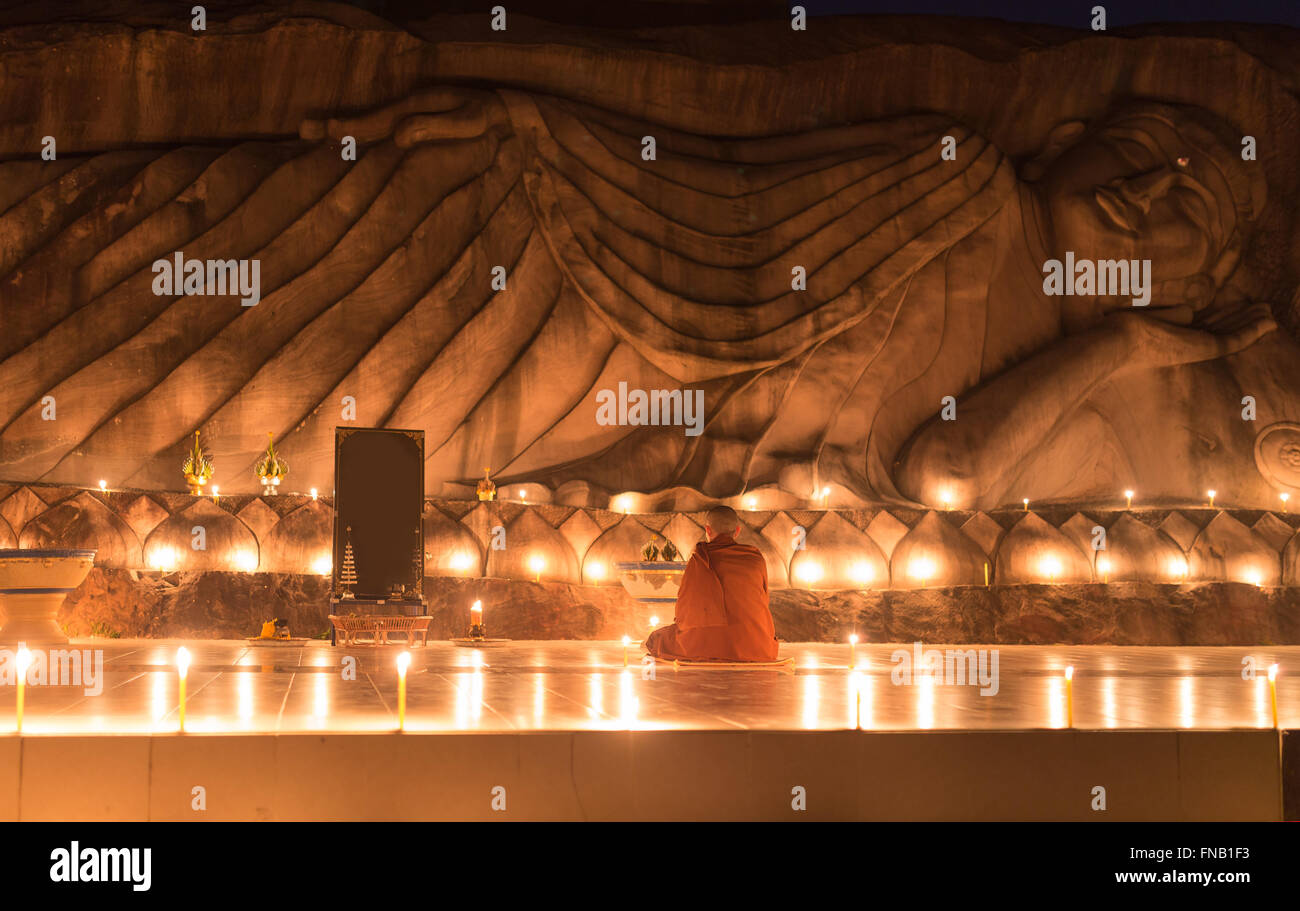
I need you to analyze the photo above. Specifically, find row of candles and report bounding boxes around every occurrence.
[137,543,1273,588]
[98,479,324,501]
[92,479,1291,514]
[6,639,1283,733]
[792,554,1271,588]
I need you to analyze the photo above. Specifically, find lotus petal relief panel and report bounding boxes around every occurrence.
[995,513,1094,585]
[1189,513,1282,586]
[788,512,888,590]
[143,498,260,573]
[484,508,580,584]
[1283,533,1300,587]
[423,505,486,578]
[260,499,335,574]
[889,512,986,589]
[16,491,140,569]
[1088,514,1188,583]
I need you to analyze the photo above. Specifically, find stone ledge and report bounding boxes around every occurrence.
[50,568,1300,645]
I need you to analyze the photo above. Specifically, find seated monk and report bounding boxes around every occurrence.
[644,506,779,662]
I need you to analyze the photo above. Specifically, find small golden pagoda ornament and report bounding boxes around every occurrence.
[182,430,214,495]
[476,467,497,501]
[338,527,358,600]
[641,537,662,561]
[660,538,681,562]
[255,431,289,495]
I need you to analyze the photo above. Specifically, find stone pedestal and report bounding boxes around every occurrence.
[0,550,96,645]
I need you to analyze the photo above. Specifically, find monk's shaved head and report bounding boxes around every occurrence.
[704,505,742,540]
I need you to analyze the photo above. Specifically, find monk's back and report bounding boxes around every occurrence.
[708,542,772,632]
[671,534,779,662]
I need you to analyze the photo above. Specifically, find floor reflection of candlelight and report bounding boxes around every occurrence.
[1268,664,1279,729]
[622,635,631,667]
[177,647,191,733]
[397,651,411,732]
[16,646,32,733]
[1064,666,1074,729]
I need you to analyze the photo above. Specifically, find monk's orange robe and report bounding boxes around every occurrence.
[645,534,779,661]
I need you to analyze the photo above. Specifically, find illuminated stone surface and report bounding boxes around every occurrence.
[41,567,1300,644]
[0,10,1297,512]
[0,640,1296,735]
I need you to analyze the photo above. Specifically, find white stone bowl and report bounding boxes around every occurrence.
[615,561,686,604]
[0,549,96,645]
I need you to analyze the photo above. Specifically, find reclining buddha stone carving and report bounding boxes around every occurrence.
[0,82,1294,511]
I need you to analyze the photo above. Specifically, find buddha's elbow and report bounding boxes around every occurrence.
[894,421,981,509]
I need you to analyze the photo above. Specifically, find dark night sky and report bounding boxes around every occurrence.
[247,1,1300,30]
[799,1,1300,27]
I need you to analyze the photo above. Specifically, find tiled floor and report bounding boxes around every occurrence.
[1,640,1296,734]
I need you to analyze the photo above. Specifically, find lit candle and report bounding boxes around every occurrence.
[1282,492,1291,513]
[744,495,757,510]
[15,645,32,734]
[528,555,545,582]
[1207,489,1216,508]
[1064,665,1074,729]
[1098,557,1111,585]
[310,487,318,500]
[622,634,631,667]
[211,484,220,502]
[1023,498,1029,511]
[849,633,859,670]
[470,599,483,631]
[397,651,411,731]
[1268,664,1279,730]
[649,615,660,630]
[176,647,191,733]
[1124,489,1134,509]
[98,479,107,492]
[519,488,527,502]
[983,562,989,587]
[940,490,952,511]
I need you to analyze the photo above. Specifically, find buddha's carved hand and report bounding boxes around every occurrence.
[299,87,510,147]
[1110,303,1278,369]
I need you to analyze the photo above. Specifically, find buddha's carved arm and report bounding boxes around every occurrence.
[894,305,1278,507]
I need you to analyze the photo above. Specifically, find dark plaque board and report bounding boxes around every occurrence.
[332,427,424,600]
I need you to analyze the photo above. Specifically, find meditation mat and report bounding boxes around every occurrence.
[664,656,796,674]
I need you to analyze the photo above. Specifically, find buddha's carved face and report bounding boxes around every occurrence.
[1039,114,1236,305]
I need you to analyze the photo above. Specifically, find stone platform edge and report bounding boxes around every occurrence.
[0,728,1290,822]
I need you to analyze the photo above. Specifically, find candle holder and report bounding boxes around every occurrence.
[467,600,486,640]
[452,599,510,648]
